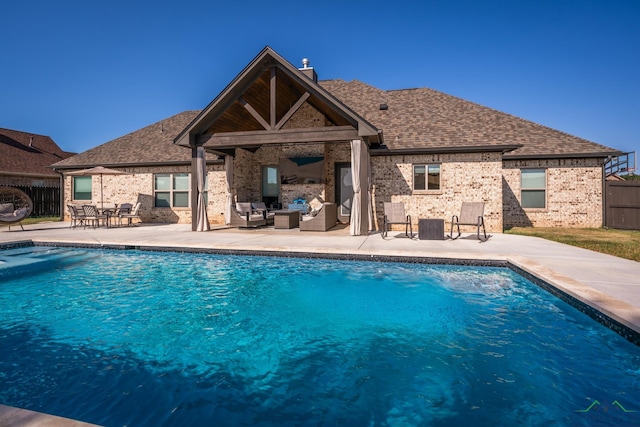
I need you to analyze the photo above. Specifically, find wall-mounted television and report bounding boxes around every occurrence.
[279,157,325,184]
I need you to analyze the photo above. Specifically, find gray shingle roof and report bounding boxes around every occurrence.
[320,79,620,158]
[53,78,620,169]
[51,111,201,169]
[0,128,74,176]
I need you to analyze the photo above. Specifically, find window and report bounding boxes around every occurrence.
[73,176,92,201]
[521,168,546,208]
[261,165,279,207]
[262,166,279,198]
[154,173,190,208]
[413,164,440,191]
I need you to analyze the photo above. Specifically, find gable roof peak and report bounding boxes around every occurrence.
[175,47,381,147]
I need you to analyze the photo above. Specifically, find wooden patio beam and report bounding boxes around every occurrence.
[239,97,270,131]
[270,67,276,129]
[198,125,359,146]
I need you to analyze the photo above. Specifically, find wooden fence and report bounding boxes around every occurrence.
[605,180,640,230]
[11,186,61,217]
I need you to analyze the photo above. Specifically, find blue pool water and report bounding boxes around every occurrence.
[0,246,639,426]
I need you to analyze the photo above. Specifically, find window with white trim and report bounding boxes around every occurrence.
[154,173,190,208]
[521,168,546,208]
[413,164,440,191]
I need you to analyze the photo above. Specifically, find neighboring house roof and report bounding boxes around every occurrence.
[0,128,74,177]
[320,79,620,159]
[51,111,201,169]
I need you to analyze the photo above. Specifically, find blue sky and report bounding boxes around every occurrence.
[2,0,638,165]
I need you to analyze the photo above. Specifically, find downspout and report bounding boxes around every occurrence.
[53,167,65,221]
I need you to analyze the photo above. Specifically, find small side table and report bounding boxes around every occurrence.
[418,218,445,240]
[274,210,300,229]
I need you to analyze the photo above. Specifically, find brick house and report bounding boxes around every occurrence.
[51,47,621,232]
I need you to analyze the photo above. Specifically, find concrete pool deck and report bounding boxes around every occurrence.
[1,221,639,426]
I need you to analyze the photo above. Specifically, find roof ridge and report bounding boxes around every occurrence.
[0,127,53,139]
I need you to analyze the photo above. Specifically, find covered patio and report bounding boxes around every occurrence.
[174,47,382,235]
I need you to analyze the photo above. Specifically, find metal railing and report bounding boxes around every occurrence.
[605,152,636,177]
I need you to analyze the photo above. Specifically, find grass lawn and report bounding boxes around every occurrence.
[0,216,61,229]
[21,216,62,225]
[505,227,640,262]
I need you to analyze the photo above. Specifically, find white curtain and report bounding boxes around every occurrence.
[224,155,234,225]
[350,139,369,235]
[195,146,210,231]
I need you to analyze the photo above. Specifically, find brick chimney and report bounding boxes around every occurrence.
[298,58,317,82]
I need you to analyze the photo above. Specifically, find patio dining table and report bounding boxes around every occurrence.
[96,204,118,228]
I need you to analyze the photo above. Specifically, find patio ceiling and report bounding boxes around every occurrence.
[209,67,353,133]
[174,47,381,154]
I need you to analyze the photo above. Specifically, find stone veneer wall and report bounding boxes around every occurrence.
[207,164,227,225]
[232,142,348,211]
[502,158,604,228]
[230,101,339,211]
[370,152,504,233]
[62,164,226,224]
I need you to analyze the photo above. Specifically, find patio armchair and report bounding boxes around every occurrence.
[119,202,142,227]
[251,202,275,225]
[0,187,33,231]
[230,202,266,228]
[448,202,487,241]
[300,203,337,231]
[117,203,133,216]
[382,202,412,238]
[82,204,108,228]
[67,204,87,228]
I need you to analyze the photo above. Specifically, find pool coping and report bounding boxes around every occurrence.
[0,404,101,427]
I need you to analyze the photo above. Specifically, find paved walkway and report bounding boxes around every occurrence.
[1,221,639,426]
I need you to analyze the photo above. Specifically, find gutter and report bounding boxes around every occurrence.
[369,144,522,156]
[51,159,224,171]
[504,151,623,160]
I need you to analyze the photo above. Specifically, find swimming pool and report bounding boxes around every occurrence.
[0,246,639,426]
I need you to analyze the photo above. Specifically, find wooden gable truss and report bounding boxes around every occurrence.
[174,47,381,154]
